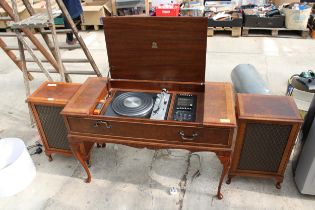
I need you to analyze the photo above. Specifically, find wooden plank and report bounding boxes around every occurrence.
[207,27,241,37]
[243,27,308,32]
[242,28,249,36]
[11,0,35,125]
[46,0,66,82]
[207,27,214,37]
[271,29,278,37]
[0,32,18,36]
[58,43,81,50]
[25,58,89,63]
[0,16,12,21]
[10,10,62,29]
[41,29,72,34]
[5,45,39,50]
[111,0,117,16]
[6,43,81,50]
[28,68,97,75]
[231,27,241,37]
[145,0,149,15]
[242,27,309,38]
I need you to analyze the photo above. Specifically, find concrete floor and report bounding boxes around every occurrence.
[1,32,315,210]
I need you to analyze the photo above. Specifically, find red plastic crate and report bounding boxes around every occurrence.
[156,4,180,17]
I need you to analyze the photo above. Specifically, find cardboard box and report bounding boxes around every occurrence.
[32,0,58,14]
[0,5,30,29]
[273,0,299,7]
[85,0,112,13]
[81,1,111,26]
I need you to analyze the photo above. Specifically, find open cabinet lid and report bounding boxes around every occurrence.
[103,17,208,83]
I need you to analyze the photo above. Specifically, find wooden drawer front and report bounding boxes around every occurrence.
[178,127,230,145]
[67,117,230,145]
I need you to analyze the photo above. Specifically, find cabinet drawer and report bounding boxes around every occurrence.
[67,117,230,145]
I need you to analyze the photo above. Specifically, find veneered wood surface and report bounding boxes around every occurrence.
[203,82,236,127]
[67,117,231,146]
[61,78,236,129]
[103,17,207,83]
[27,81,81,105]
[110,79,205,92]
[237,94,302,122]
[62,77,107,115]
[228,94,302,186]
[62,77,235,199]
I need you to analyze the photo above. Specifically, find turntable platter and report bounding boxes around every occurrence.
[112,92,154,117]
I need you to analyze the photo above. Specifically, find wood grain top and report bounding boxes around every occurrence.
[203,82,236,127]
[103,17,207,83]
[61,78,108,115]
[62,78,236,128]
[27,81,81,105]
[237,94,303,122]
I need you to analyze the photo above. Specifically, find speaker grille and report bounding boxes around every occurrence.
[35,105,70,150]
[238,123,292,172]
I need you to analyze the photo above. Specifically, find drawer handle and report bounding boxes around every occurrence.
[93,120,112,129]
[178,130,198,141]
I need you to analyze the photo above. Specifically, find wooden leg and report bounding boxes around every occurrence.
[271,29,278,37]
[216,153,231,200]
[232,27,241,37]
[301,31,308,39]
[275,178,283,189]
[70,142,92,183]
[97,143,106,148]
[47,154,53,162]
[242,28,249,36]
[226,175,233,185]
[207,27,214,37]
[86,159,91,168]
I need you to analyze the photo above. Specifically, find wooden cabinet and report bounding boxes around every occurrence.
[61,17,236,200]
[27,82,81,160]
[62,78,236,200]
[227,94,303,188]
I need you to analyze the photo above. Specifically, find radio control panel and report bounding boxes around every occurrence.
[172,94,197,122]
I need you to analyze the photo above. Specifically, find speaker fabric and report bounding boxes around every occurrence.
[35,105,69,150]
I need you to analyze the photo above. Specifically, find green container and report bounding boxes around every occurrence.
[54,15,64,25]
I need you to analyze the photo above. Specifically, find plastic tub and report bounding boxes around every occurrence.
[283,6,312,30]
[0,138,36,197]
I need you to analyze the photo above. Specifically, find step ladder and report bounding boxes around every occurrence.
[0,0,102,80]
[0,0,103,123]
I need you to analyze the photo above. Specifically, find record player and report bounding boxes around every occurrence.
[61,17,236,200]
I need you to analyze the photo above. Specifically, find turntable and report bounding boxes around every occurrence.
[61,17,236,200]
[103,90,196,122]
[104,90,172,120]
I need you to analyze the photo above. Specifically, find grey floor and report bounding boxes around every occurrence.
[1,32,315,210]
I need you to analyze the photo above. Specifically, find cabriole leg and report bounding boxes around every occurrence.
[216,153,231,200]
[70,142,92,183]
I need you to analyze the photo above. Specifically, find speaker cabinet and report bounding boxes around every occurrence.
[27,82,81,161]
[228,94,302,189]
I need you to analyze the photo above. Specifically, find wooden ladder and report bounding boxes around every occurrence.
[0,0,102,79]
[0,0,103,123]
